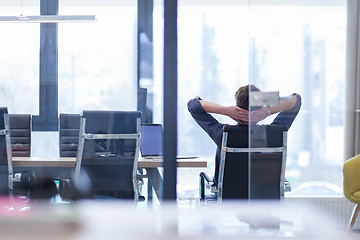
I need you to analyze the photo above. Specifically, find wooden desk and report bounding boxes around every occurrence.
[13,157,75,168]
[12,157,207,168]
[12,156,207,201]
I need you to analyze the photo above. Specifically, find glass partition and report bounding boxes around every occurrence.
[177,0,345,200]
[0,1,39,114]
[176,0,250,199]
[0,0,347,203]
[59,0,137,113]
[248,0,346,198]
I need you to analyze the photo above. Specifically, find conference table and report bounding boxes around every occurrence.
[12,156,207,201]
[12,157,207,168]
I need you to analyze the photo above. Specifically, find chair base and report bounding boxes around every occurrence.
[347,204,360,234]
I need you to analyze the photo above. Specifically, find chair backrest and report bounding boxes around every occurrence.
[0,108,8,163]
[343,155,360,205]
[75,110,142,200]
[9,114,31,157]
[59,114,80,157]
[0,108,13,194]
[218,124,288,201]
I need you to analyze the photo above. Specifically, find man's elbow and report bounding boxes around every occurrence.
[187,97,202,113]
[187,99,194,113]
[295,93,302,106]
[292,93,302,112]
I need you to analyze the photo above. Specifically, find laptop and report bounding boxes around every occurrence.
[140,124,198,159]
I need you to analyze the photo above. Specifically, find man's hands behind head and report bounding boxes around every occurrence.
[249,107,268,124]
[224,106,249,124]
[225,106,268,125]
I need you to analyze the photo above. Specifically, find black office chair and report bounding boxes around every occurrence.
[200,125,290,202]
[65,110,142,201]
[9,114,31,157]
[0,108,58,199]
[59,113,80,157]
[0,108,17,194]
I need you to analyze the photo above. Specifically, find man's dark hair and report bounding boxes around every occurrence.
[235,84,261,110]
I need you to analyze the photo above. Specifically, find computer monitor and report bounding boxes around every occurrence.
[140,123,163,157]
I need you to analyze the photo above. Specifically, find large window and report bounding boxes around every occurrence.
[152,0,345,197]
[0,1,138,157]
[0,1,39,115]
[0,0,346,198]
[59,1,137,113]
[249,2,346,196]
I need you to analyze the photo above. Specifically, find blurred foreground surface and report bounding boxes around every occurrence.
[0,197,356,240]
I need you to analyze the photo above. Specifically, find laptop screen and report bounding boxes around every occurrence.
[140,124,163,157]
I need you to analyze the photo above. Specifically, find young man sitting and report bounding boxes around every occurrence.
[187,84,302,186]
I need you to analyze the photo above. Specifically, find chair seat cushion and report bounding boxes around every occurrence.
[353,191,360,199]
[343,155,360,204]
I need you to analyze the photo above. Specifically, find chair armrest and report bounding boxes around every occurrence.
[284,180,291,192]
[199,172,218,199]
[200,172,213,184]
[199,172,214,201]
[13,173,22,182]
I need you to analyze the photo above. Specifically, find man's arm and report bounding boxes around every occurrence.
[187,98,227,146]
[268,94,298,115]
[193,93,301,125]
[250,93,301,124]
[199,100,249,124]
[270,93,302,127]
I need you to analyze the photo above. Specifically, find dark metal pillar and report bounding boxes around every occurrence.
[163,0,178,201]
[33,0,58,131]
[137,0,154,123]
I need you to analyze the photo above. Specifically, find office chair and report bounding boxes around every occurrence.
[200,124,289,202]
[0,108,18,194]
[343,154,360,233]
[59,113,80,157]
[66,110,142,201]
[9,114,31,157]
[0,108,58,199]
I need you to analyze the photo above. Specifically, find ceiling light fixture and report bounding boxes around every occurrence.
[0,15,96,23]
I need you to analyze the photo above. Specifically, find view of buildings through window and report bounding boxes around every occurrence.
[0,0,346,197]
[248,4,346,195]
[167,1,346,197]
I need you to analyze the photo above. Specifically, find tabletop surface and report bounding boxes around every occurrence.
[0,200,346,240]
[12,157,207,168]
